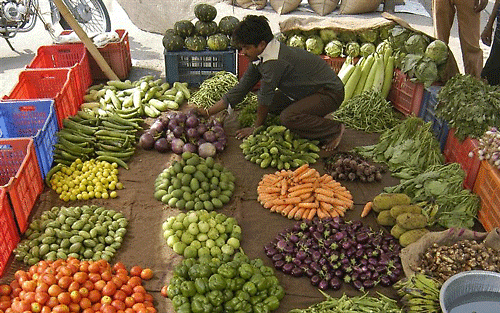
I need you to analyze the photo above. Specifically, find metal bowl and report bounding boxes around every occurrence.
[440,270,500,313]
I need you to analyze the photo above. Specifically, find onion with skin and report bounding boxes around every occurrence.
[183,143,197,153]
[171,138,185,154]
[203,131,216,142]
[139,133,155,150]
[186,116,199,128]
[186,128,199,139]
[198,142,216,158]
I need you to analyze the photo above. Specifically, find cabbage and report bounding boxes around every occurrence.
[358,29,378,43]
[402,54,423,75]
[338,31,357,44]
[394,51,407,69]
[415,58,438,87]
[319,28,337,44]
[346,41,360,57]
[302,29,319,38]
[378,24,394,41]
[324,40,343,57]
[389,25,411,50]
[287,34,306,49]
[425,40,448,65]
[360,43,376,57]
[306,35,324,55]
[404,34,430,55]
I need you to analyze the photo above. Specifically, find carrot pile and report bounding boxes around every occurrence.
[257,164,353,220]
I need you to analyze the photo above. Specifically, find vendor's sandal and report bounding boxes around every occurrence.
[319,124,345,157]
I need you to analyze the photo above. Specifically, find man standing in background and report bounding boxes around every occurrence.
[433,0,488,77]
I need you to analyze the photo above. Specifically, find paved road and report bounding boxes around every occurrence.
[0,0,495,98]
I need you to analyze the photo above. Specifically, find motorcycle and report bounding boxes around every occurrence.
[1,0,111,50]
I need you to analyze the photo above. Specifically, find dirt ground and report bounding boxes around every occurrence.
[0,104,414,313]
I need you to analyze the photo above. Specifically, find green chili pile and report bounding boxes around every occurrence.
[436,74,500,140]
[190,71,257,110]
[288,291,402,313]
[331,90,400,133]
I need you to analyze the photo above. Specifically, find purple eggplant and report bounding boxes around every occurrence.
[296,250,307,261]
[289,234,300,243]
[291,267,304,277]
[272,253,284,262]
[367,264,376,272]
[316,223,325,233]
[310,262,321,274]
[371,271,380,281]
[356,232,369,243]
[333,231,345,241]
[319,258,328,267]
[329,277,342,290]
[282,263,294,274]
[359,273,369,281]
[352,280,364,291]
[318,279,329,290]
[265,247,278,258]
[303,257,312,265]
[274,260,285,270]
[388,270,401,283]
[368,257,378,266]
[283,245,294,254]
[310,275,321,286]
[311,250,321,262]
[363,280,375,289]
[375,265,386,273]
[379,275,392,287]
[335,269,343,277]
[302,266,314,278]
[355,249,364,259]
[292,258,302,267]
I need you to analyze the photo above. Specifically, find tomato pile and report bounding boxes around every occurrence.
[0,258,155,313]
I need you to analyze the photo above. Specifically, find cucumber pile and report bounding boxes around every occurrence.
[13,205,128,265]
[240,125,321,169]
[81,76,190,118]
[162,210,241,259]
[154,152,235,210]
[54,110,141,168]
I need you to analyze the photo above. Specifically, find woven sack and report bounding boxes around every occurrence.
[235,0,267,10]
[308,0,339,16]
[339,0,382,14]
[270,0,302,14]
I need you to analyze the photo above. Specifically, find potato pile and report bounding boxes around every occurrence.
[372,193,429,247]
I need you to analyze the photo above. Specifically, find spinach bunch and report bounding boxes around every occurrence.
[354,117,444,175]
[384,163,480,229]
[436,74,500,140]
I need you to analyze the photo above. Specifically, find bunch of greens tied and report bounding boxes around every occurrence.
[190,71,257,110]
[354,117,444,176]
[436,74,500,140]
[331,90,400,133]
[384,163,480,229]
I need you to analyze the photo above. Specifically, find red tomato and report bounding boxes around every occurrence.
[57,277,73,290]
[35,292,49,305]
[73,272,88,285]
[127,277,141,289]
[69,291,81,304]
[47,285,63,297]
[57,292,71,306]
[139,269,153,281]
[0,285,12,296]
[111,300,125,311]
[68,282,80,293]
[113,290,126,302]
[87,290,101,304]
[52,304,70,313]
[102,282,117,297]
[79,298,92,310]
[129,267,142,277]
[101,271,112,282]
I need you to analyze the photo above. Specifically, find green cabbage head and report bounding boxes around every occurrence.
[287,34,306,49]
[319,29,337,44]
[360,43,376,57]
[346,41,360,57]
[324,40,343,57]
[306,35,324,55]
[425,40,448,65]
[415,58,438,87]
[358,29,378,43]
[404,34,430,55]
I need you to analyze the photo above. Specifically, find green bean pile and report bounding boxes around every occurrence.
[288,291,402,313]
[190,71,257,110]
[331,90,400,133]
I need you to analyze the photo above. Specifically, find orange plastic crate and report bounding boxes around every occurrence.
[27,44,91,102]
[320,56,359,74]
[237,52,260,91]
[475,161,500,231]
[444,128,481,190]
[4,69,80,128]
[388,69,424,116]
[0,188,20,277]
[0,138,43,233]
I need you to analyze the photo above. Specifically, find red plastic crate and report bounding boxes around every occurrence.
[320,56,359,74]
[27,44,91,102]
[0,138,43,233]
[388,68,424,116]
[4,69,80,128]
[444,128,481,190]
[474,161,500,231]
[0,188,20,277]
[238,52,260,91]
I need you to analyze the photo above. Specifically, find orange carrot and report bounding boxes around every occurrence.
[294,208,306,220]
[293,164,310,177]
[272,197,301,205]
[280,179,288,196]
[315,194,349,207]
[320,201,334,212]
[289,187,314,198]
[288,183,313,192]
[300,177,320,184]
[298,202,319,209]
[287,206,300,219]
[361,201,373,218]
[328,209,339,218]
[299,192,312,201]
[302,195,315,203]
[257,186,281,193]
[334,206,346,217]
[281,204,294,216]
[295,168,316,182]
[317,208,328,219]
[314,187,335,198]
[306,208,317,220]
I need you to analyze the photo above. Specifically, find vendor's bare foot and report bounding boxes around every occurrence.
[322,124,345,152]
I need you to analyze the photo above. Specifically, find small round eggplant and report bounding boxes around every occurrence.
[318,279,329,290]
[310,275,321,286]
[291,266,304,277]
[272,253,284,262]
[379,275,392,287]
[274,260,285,270]
[352,280,364,291]
[362,279,375,289]
[329,277,342,290]
[282,263,294,275]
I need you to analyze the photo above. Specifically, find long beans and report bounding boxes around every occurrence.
[331,90,400,133]
[190,71,257,110]
[288,291,402,313]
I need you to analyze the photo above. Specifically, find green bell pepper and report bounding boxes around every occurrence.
[234,277,246,291]
[218,263,237,278]
[242,281,257,296]
[251,273,268,291]
[222,289,234,302]
[172,295,189,308]
[265,276,279,287]
[233,251,249,264]
[208,273,226,291]
[176,302,191,313]
[180,281,197,297]
[188,264,202,279]
[183,258,196,268]
[194,277,209,295]
[207,289,224,307]
[251,258,264,268]
[236,290,251,302]
[264,295,280,311]
[269,285,285,300]
[199,263,213,278]
[191,299,205,313]
[213,305,224,313]
[260,265,275,277]
[238,263,254,279]
[174,264,189,279]
[254,302,271,313]
[167,283,181,299]
[224,297,240,312]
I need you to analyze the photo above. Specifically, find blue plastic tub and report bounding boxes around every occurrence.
[419,85,449,152]
[0,99,59,179]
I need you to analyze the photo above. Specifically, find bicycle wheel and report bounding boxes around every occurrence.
[59,0,111,35]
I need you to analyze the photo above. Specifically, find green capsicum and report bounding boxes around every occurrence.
[251,258,264,268]
[236,290,251,302]
[234,277,246,291]
[167,283,181,299]
[233,252,249,264]
[218,263,236,278]
[251,273,268,291]
[269,285,285,300]
[191,299,205,313]
[174,264,189,279]
[180,281,197,297]
[254,302,271,313]
[172,295,189,308]
[208,273,226,290]
[260,265,275,277]
[238,263,254,279]
[207,289,224,307]
[176,302,191,313]
[222,289,234,302]
[194,277,209,295]
[263,295,280,311]
[224,297,240,312]
[242,281,257,296]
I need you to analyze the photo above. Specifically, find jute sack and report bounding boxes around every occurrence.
[235,0,267,10]
[270,0,302,14]
[308,0,340,16]
[400,228,500,278]
[339,0,382,15]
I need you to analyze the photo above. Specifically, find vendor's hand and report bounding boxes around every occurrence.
[235,127,254,140]
[474,0,488,12]
[482,26,493,46]
[187,103,209,117]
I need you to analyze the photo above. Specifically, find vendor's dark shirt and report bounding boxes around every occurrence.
[223,39,344,107]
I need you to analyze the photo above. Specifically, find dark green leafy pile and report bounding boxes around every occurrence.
[331,90,400,133]
[384,163,480,229]
[237,99,281,128]
[354,117,444,176]
[436,74,500,140]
